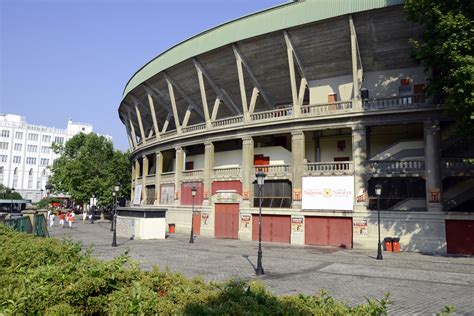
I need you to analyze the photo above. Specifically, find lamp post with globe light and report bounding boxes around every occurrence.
[375,184,383,260]
[112,182,120,247]
[255,171,266,275]
[189,186,197,243]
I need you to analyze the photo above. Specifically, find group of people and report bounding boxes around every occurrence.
[47,210,75,228]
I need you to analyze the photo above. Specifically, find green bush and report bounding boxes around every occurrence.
[0,225,394,315]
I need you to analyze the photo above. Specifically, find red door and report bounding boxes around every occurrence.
[446,220,474,255]
[305,217,352,248]
[193,212,201,236]
[214,203,239,239]
[252,215,291,243]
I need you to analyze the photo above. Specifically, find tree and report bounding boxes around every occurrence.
[404,0,474,136]
[49,133,131,206]
[0,184,23,200]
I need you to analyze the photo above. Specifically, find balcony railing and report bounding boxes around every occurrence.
[213,167,242,178]
[212,115,243,128]
[363,95,426,110]
[442,159,474,176]
[182,123,206,134]
[254,164,291,175]
[250,107,292,121]
[305,161,354,175]
[182,169,204,179]
[161,171,175,183]
[160,130,177,138]
[301,101,352,116]
[367,160,425,174]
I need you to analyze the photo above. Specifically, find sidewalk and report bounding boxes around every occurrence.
[49,221,474,315]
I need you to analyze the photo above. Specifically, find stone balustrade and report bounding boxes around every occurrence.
[366,160,425,174]
[254,164,291,175]
[301,101,353,116]
[363,95,426,110]
[305,161,354,175]
[212,167,242,178]
[182,169,204,179]
[250,107,292,121]
[160,171,175,183]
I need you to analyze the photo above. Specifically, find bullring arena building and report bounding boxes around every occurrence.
[118,0,474,254]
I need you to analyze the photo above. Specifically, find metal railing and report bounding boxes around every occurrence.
[250,107,292,121]
[182,169,204,179]
[212,115,243,128]
[442,158,474,175]
[367,160,425,174]
[213,167,242,178]
[363,95,426,110]
[305,161,354,175]
[301,100,353,116]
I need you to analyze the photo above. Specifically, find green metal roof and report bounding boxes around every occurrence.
[121,0,404,100]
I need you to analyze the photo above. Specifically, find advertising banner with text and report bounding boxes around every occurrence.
[302,176,354,210]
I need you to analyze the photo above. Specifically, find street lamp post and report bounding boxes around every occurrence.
[91,193,96,224]
[112,183,120,247]
[40,189,44,200]
[375,184,383,260]
[255,171,266,276]
[111,192,116,231]
[10,187,15,214]
[189,186,197,243]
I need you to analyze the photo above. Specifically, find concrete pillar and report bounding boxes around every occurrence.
[131,161,135,200]
[174,146,184,205]
[154,152,163,204]
[241,136,254,208]
[142,155,148,204]
[203,141,214,206]
[291,131,305,209]
[424,120,442,211]
[352,125,368,212]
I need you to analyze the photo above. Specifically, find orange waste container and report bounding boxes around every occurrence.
[384,237,393,252]
[169,224,176,234]
[392,238,400,252]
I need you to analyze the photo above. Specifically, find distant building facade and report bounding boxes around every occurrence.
[0,114,94,202]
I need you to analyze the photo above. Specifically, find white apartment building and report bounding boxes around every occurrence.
[0,114,95,202]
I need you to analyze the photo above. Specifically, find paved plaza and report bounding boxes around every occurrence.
[49,221,474,315]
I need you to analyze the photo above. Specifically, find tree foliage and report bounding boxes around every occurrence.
[0,185,23,200]
[49,133,131,206]
[404,0,474,135]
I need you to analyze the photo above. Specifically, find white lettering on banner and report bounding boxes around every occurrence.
[302,176,354,210]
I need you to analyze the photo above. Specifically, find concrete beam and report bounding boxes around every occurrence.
[163,72,205,121]
[147,93,161,140]
[164,76,182,134]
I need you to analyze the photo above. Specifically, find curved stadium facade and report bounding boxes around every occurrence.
[118,0,474,254]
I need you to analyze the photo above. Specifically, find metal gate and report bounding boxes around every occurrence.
[252,215,291,243]
[446,220,474,255]
[214,203,239,239]
[305,217,352,248]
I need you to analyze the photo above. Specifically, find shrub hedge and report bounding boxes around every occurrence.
[0,225,393,315]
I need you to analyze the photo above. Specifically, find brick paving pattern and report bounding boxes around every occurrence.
[49,221,474,315]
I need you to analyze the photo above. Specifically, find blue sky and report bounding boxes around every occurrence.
[1,0,284,151]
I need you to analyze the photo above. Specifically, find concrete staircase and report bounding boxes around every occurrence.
[371,140,424,160]
[389,198,425,211]
[444,178,474,211]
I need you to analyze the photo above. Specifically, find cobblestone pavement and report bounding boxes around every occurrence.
[49,221,474,315]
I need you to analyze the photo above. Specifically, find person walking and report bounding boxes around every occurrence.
[82,206,88,224]
[67,211,74,228]
[48,211,55,227]
[59,212,65,228]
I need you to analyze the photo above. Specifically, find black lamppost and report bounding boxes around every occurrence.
[375,184,383,260]
[189,186,197,243]
[40,189,44,200]
[112,182,120,247]
[111,191,116,232]
[10,187,15,213]
[91,193,96,224]
[255,171,266,275]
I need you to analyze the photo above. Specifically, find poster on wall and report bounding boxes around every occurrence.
[302,176,354,210]
[133,184,142,205]
[160,184,175,205]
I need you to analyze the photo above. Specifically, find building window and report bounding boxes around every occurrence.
[15,131,23,139]
[13,156,21,164]
[0,142,8,150]
[26,157,37,165]
[0,166,3,183]
[41,146,50,153]
[13,167,18,188]
[54,136,64,144]
[42,135,51,142]
[27,145,38,152]
[40,158,49,166]
[253,180,292,208]
[42,169,47,176]
[28,168,33,188]
[37,180,42,189]
[368,178,426,211]
[28,133,39,141]
[14,143,22,151]
[1,130,10,138]
[0,155,8,162]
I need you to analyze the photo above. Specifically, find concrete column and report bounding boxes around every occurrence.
[174,146,184,205]
[424,121,442,211]
[134,159,140,204]
[291,131,305,209]
[154,152,163,204]
[142,155,148,204]
[131,161,135,200]
[352,125,368,212]
[241,136,254,208]
[203,141,214,206]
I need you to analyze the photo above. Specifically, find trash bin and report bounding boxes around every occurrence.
[392,237,400,252]
[384,237,393,252]
[168,223,175,234]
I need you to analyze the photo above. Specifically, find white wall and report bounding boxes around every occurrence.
[369,124,424,158]
[255,146,291,165]
[320,135,353,161]
[214,149,242,168]
[308,67,426,104]
[186,154,204,169]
